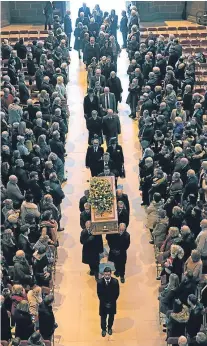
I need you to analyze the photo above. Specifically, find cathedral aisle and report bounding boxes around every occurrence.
[53,48,165,346]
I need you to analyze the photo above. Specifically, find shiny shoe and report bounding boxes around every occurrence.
[114,271,120,277]
[149,240,154,244]
[102,330,106,337]
[108,328,112,335]
[120,277,125,283]
[89,270,94,276]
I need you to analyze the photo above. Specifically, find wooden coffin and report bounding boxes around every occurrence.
[91,176,119,235]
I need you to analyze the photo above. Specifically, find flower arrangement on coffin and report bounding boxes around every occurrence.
[88,177,114,216]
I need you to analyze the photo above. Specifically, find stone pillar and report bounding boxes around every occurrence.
[1,1,11,27]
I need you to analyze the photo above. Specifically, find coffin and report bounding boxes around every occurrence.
[91,176,119,235]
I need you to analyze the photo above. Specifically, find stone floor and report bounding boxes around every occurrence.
[52,45,166,346]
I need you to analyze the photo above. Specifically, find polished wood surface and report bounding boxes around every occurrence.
[53,47,165,346]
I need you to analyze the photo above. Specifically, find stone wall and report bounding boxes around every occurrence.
[1,1,11,27]
[10,1,45,24]
[133,1,185,21]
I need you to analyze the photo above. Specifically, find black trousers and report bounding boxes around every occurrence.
[67,33,72,47]
[101,313,114,331]
[89,262,99,278]
[45,15,52,30]
[122,31,127,48]
[114,259,126,277]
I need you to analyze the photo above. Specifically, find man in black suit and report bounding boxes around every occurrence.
[116,186,130,213]
[18,224,34,263]
[80,220,103,280]
[86,110,103,145]
[83,37,100,67]
[80,202,91,229]
[75,11,89,27]
[79,190,89,212]
[64,10,72,49]
[49,130,65,163]
[85,138,104,176]
[117,201,129,227]
[102,109,121,146]
[97,266,119,337]
[83,88,99,120]
[98,152,114,176]
[90,68,106,89]
[107,138,124,177]
[106,223,130,283]
[43,1,54,30]
[78,2,91,18]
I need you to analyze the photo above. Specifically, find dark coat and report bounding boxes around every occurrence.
[97,277,119,315]
[107,144,124,176]
[8,65,18,85]
[80,211,91,229]
[78,6,91,18]
[13,255,32,285]
[176,277,197,305]
[13,166,29,191]
[39,302,55,339]
[48,179,65,206]
[86,116,103,144]
[85,145,104,176]
[27,59,36,76]
[116,193,130,213]
[80,229,103,264]
[79,195,88,212]
[90,75,106,88]
[183,176,198,200]
[14,42,27,60]
[40,82,53,97]
[2,242,17,266]
[14,309,34,340]
[83,95,99,118]
[107,232,130,264]
[102,115,121,138]
[74,27,82,51]
[83,43,100,65]
[107,77,123,102]
[27,179,42,204]
[49,138,65,163]
[18,234,34,260]
[1,304,12,340]
[118,209,129,227]
[120,16,128,33]
[186,304,203,337]
[64,14,72,35]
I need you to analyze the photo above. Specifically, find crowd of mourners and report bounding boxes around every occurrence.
[1,0,207,345]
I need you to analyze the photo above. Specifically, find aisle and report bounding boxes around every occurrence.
[53,48,165,346]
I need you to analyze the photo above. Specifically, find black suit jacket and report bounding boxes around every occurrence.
[78,6,91,18]
[85,146,104,175]
[90,75,106,89]
[80,211,91,229]
[83,43,100,65]
[79,196,88,212]
[83,95,99,118]
[116,193,130,213]
[107,144,124,175]
[107,231,130,263]
[86,116,103,144]
[18,234,34,260]
[102,115,121,138]
[97,277,119,316]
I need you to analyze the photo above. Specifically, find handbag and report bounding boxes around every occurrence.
[120,164,126,178]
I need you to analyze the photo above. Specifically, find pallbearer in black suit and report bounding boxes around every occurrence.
[85,138,104,176]
[106,223,130,283]
[116,185,130,214]
[107,138,124,177]
[80,202,91,229]
[86,110,103,145]
[79,190,89,212]
[117,201,129,227]
[80,221,103,280]
[97,267,120,337]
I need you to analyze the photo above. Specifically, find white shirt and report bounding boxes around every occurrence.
[104,279,111,285]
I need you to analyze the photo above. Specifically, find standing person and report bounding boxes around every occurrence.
[83,37,100,67]
[80,220,103,280]
[64,10,72,50]
[107,71,123,112]
[120,10,128,48]
[85,138,104,176]
[83,88,99,120]
[109,10,118,39]
[43,1,54,30]
[103,109,121,146]
[99,87,116,116]
[78,2,91,18]
[107,223,130,283]
[86,110,103,145]
[97,266,120,337]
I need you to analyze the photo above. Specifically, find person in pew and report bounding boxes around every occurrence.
[13,250,33,286]
[18,225,34,264]
[14,38,27,60]
[39,294,57,340]
[28,331,46,346]
[18,74,30,104]
[33,246,51,287]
